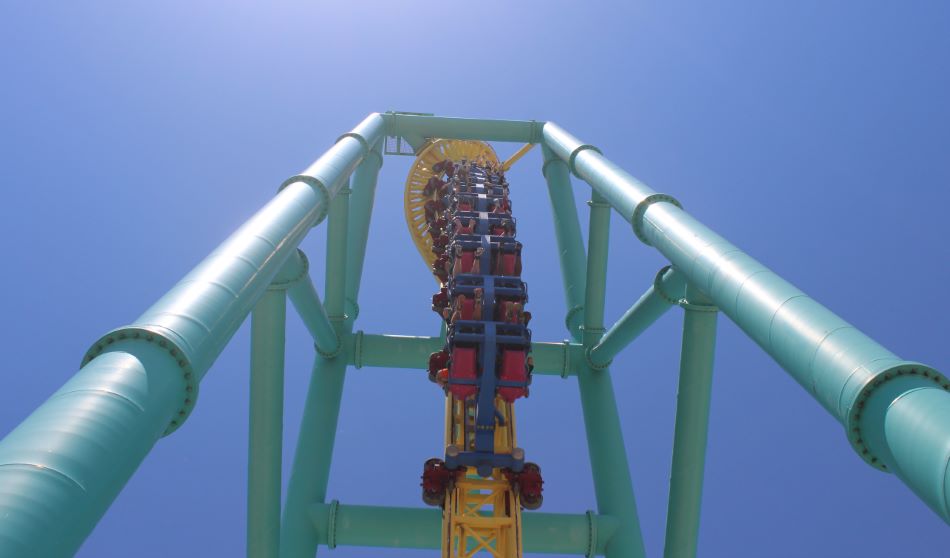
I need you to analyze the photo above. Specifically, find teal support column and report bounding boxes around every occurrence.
[280,185,351,558]
[589,266,686,368]
[309,503,620,556]
[248,289,287,558]
[663,285,718,558]
[542,121,950,523]
[344,140,383,326]
[283,143,383,557]
[542,145,588,337]
[579,191,646,558]
[0,114,384,558]
[280,356,347,558]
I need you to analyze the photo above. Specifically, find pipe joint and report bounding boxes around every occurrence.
[847,363,949,471]
[315,335,343,360]
[82,326,197,436]
[585,345,612,370]
[336,133,371,156]
[278,176,330,225]
[362,145,384,170]
[557,339,573,379]
[565,304,585,334]
[269,249,310,291]
[585,510,598,558]
[541,154,568,179]
[678,300,718,313]
[568,144,602,176]
[632,193,682,245]
[352,330,364,369]
[326,499,340,549]
[345,298,360,323]
[653,265,684,305]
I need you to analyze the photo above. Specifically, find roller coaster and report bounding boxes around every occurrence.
[0,112,946,558]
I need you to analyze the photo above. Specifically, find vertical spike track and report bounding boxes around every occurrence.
[409,140,543,558]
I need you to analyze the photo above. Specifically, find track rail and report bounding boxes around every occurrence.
[407,141,542,558]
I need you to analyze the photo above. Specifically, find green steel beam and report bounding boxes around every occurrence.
[279,356,347,558]
[579,191,647,558]
[663,286,718,558]
[274,249,339,357]
[542,145,588,337]
[309,502,620,556]
[384,112,543,146]
[0,113,385,557]
[344,333,583,377]
[344,140,383,327]
[248,289,287,558]
[542,121,950,523]
[281,146,383,558]
[588,266,686,368]
[324,182,350,322]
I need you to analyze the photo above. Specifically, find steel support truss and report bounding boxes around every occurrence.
[0,112,945,558]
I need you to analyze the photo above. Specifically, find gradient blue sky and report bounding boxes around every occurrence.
[1,2,948,557]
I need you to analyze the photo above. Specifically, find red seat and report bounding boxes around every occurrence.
[500,253,516,275]
[498,350,526,402]
[449,347,478,399]
[460,251,475,273]
[459,298,475,320]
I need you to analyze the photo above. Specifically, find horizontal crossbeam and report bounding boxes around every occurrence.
[345,333,583,377]
[309,502,618,556]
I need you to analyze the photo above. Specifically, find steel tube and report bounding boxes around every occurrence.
[309,502,619,555]
[0,342,185,557]
[589,266,686,368]
[323,183,350,322]
[385,113,543,145]
[275,249,339,357]
[248,289,287,558]
[281,193,350,557]
[344,333,581,377]
[579,191,647,558]
[0,114,385,557]
[279,356,347,558]
[281,150,379,557]
[543,122,950,523]
[344,141,383,326]
[542,145,589,337]
[663,286,717,558]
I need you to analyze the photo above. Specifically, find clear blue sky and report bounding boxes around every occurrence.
[1,1,948,557]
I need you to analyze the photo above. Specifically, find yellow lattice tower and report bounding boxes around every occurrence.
[442,395,523,558]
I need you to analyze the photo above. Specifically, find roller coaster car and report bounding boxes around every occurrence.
[421,458,458,507]
[505,463,544,510]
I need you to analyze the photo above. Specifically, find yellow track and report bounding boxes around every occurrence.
[404,139,522,557]
[443,395,522,558]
